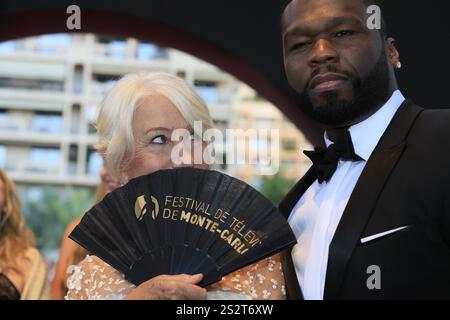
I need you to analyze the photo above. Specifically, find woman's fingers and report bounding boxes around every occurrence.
[157,273,204,284]
[126,274,206,300]
[163,281,207,300]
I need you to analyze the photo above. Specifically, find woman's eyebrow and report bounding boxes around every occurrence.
[145,127,171,134]
[145,125,192,135]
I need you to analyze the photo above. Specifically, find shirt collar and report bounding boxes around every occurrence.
[324,90,405,161]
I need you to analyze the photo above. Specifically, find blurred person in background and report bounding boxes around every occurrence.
[0,169,52,300]
[51,167,119,299]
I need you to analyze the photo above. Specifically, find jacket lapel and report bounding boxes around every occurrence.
[281,248,303,300]
[324,100,423,299]
[278,167,317,300]
[279,167,317,219]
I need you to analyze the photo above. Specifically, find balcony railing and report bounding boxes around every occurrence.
[90,81,117,96]
[0,117,63,135]
[93,43,129,60]
[0,117,27,132]
[5,161,62,175]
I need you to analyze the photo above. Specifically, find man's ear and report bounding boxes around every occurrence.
[386,37,401,68]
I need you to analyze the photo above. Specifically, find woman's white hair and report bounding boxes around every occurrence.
[96,72,214,180]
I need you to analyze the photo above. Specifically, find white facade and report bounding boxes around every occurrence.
[0,33,310,187]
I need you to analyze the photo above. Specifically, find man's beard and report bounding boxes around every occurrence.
[293,51,391,127]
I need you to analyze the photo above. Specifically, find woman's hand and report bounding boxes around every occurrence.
[125,273,207,300]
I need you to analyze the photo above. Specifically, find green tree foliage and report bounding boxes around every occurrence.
[258,171,296,206]
[20,186,95,253]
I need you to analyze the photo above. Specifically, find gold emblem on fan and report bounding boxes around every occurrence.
[134,195,159,221]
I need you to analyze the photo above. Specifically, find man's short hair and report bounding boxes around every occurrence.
[280,0,388,38]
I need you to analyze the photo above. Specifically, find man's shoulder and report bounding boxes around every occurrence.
[419,106,450,119]
[401,103,450,161]
[409,103,450,136]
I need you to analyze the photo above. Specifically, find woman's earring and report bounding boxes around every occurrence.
[396,61,402,69]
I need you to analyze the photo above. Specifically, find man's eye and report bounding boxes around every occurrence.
[152,135,167,144]
[290,41,310,52]
[335,30,354,38]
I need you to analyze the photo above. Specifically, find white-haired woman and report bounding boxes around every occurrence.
[66,72,286,300]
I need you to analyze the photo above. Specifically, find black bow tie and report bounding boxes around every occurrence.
[304,129,363,183]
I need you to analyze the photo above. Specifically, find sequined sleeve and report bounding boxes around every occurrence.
[65,253,286,300]
[207,253,286,300]
[65,256,135,300]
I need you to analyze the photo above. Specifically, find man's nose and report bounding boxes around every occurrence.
[308,39,339,67]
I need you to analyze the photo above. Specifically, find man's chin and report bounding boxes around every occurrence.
[303,95,358,126]
[308,88,354,108]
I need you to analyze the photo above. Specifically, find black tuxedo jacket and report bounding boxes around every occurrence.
[279,100,450,300]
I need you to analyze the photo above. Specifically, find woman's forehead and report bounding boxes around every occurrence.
[135,95,189,132]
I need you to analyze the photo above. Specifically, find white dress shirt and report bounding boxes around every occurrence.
[288,90,406,300]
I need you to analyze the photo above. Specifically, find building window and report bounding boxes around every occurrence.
[97,36,126,44]
[32,112,63,134]
[0,77,64,91]
[96,36,128,59]
[137,43,168,60]
[194,80,219,104]
[85,104,98,135]
[30,147,61,164]
[70,104,81,134]
[38,34,71,46]
[73,65,83,94]
[35,34,71,54]
[92,74,120,96]
[176,71,186,79]
[0,145,6,168]
[87,124,97,135]
[137,43,157,60]
[87,148,102,176]
[107,41,128,59]
[68,144,78,175]
[29,147,61,174]
[0,41,15,53]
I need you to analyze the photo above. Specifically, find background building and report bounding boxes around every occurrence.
[0,33,238,187]
[0,33,311,255]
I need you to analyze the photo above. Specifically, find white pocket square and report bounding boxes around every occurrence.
[360,226,409,244]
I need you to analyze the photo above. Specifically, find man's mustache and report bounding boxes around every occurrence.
[304,66,355,92]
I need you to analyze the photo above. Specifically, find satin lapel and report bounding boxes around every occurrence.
[279,167,317,219]
[324,101,424,300]
[281,248,304,300]
[278,167,316,300]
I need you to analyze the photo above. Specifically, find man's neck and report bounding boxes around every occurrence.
[323,87,399,131]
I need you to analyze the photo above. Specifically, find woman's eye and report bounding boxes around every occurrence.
[335,30,354,38]
[152,135,167,144]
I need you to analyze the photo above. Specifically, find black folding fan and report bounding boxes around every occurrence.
[69,168,297,287]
